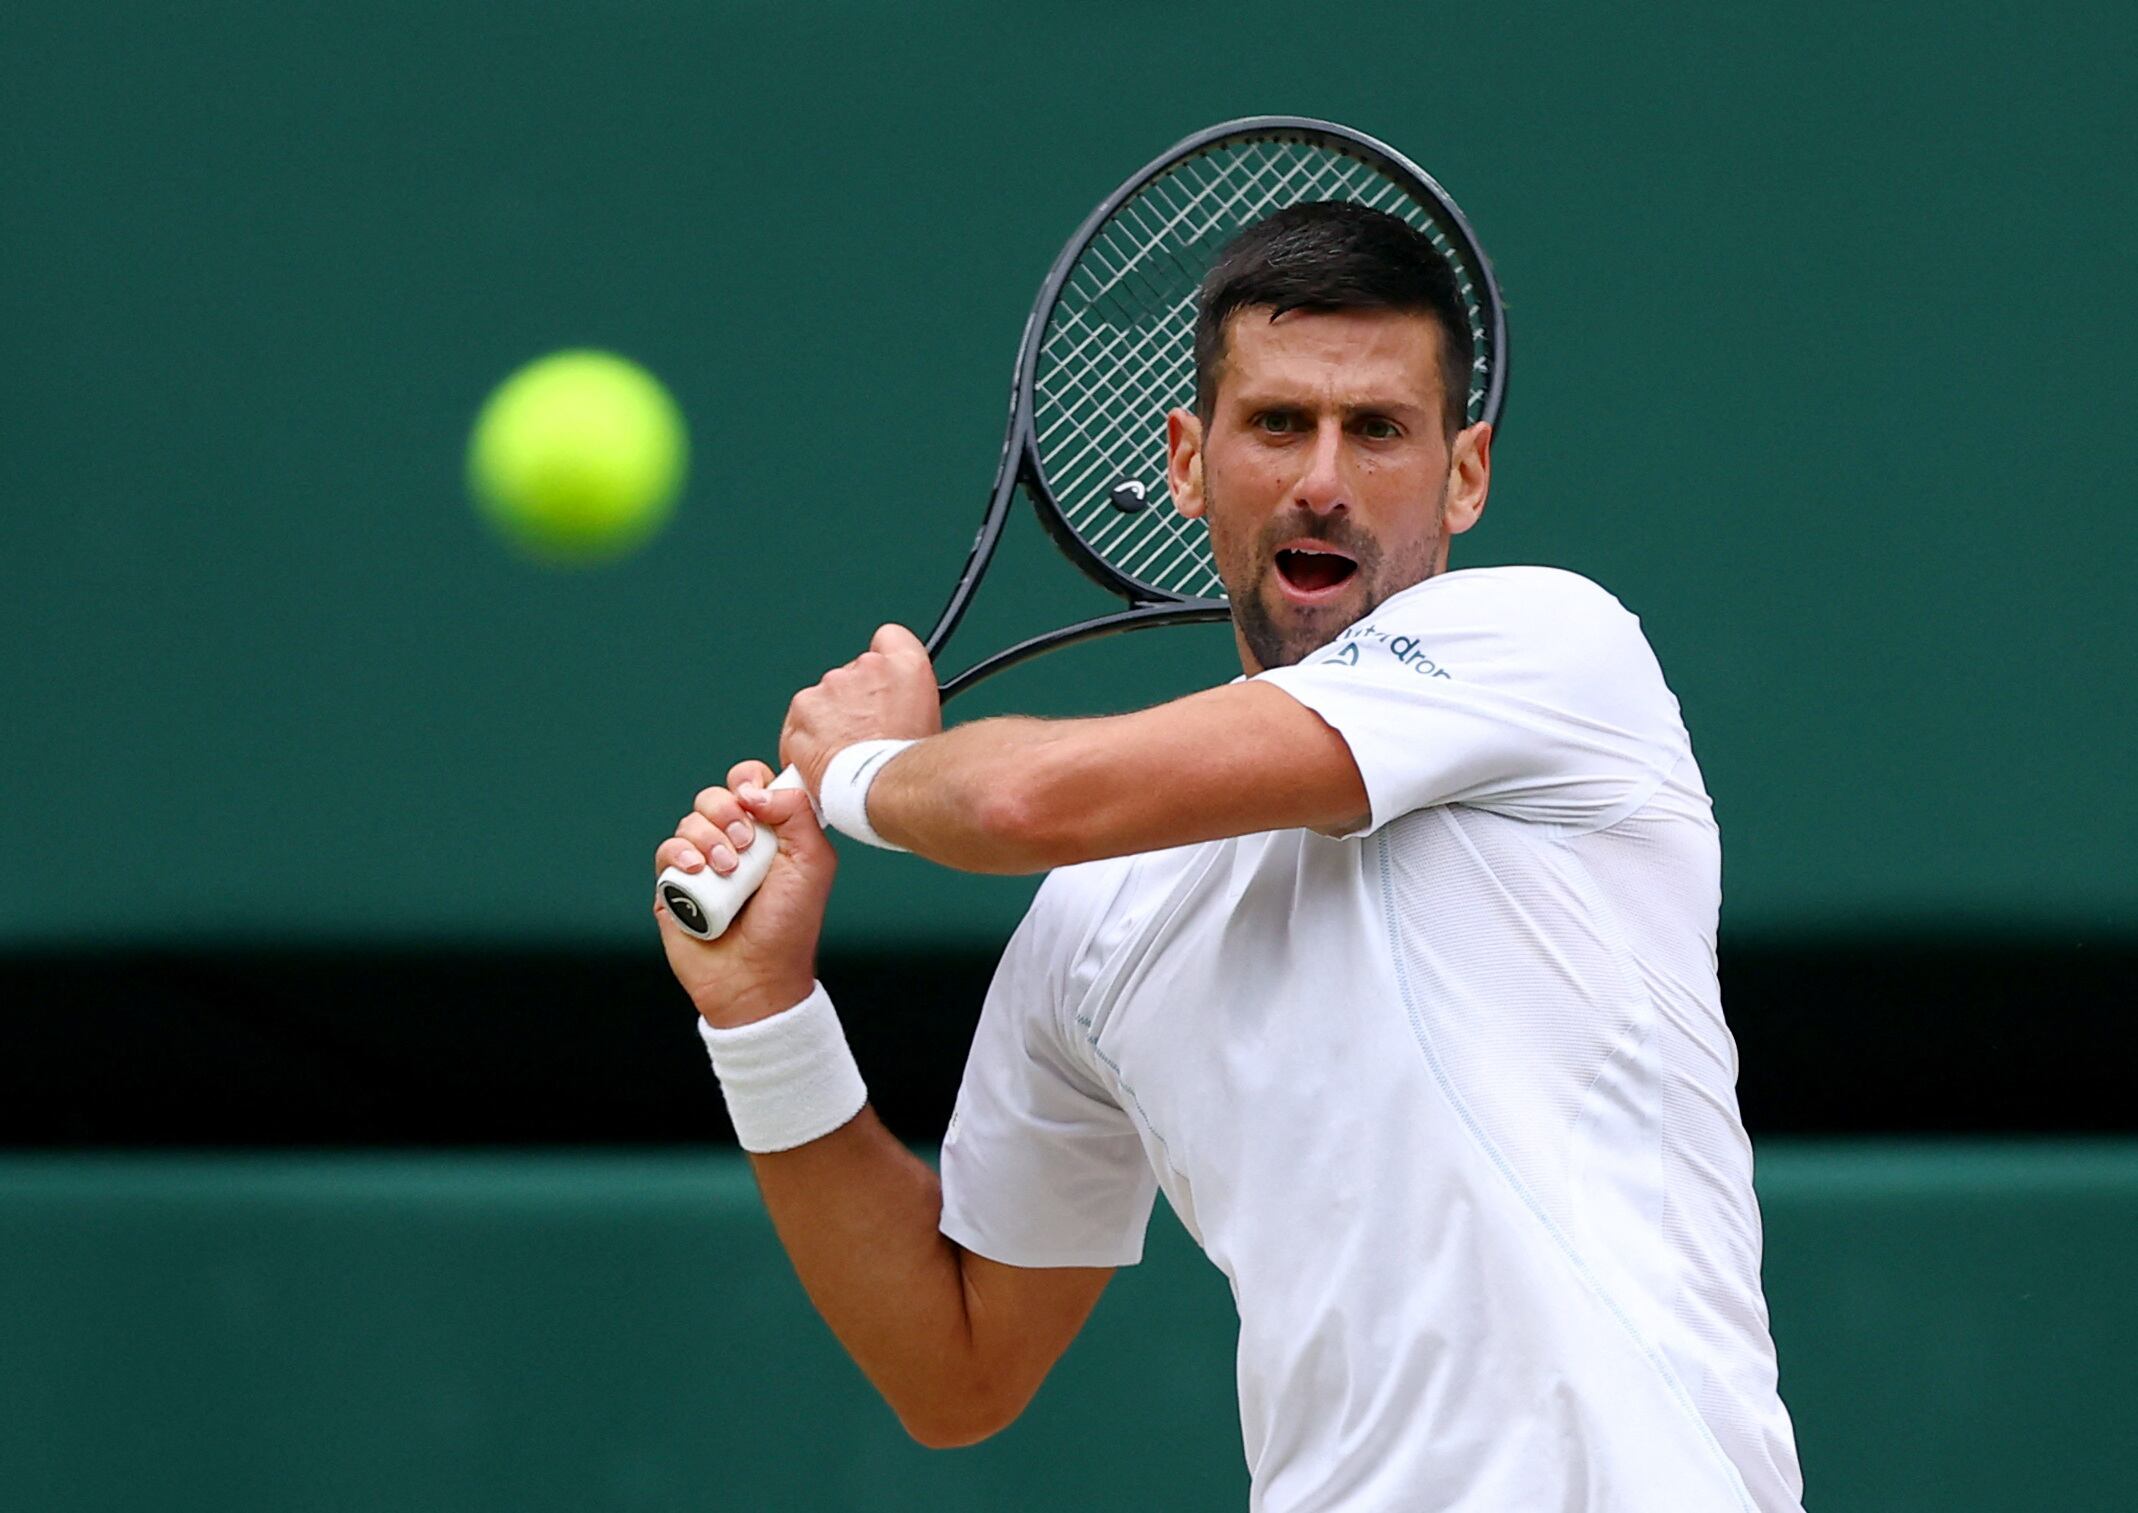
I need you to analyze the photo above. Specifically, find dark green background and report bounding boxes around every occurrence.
[4,0,2131,950]
[6,13,2132,1510]
[5,1143,2134,1512]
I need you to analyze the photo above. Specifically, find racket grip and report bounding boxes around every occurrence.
[655,766,808,942]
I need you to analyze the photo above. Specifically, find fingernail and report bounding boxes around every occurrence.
[709,843,737,873]
[726,821,753,851]
[737,784,766,805]
[678,848,704,872]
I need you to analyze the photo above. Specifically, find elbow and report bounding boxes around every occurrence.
[887,1343,1036,1449]
[894,1384,1025,1450]
[899,1411,1003,1451]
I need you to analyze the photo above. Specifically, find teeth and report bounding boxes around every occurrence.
[1275,546,1358,596]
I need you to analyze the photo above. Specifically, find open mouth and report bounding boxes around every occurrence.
[1274,545,1360,598]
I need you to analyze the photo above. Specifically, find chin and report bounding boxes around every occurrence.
[1240,586,1370,670]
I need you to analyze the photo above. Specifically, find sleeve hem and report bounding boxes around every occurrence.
[939,1207,1146,1270]
[1253,665,1382,836]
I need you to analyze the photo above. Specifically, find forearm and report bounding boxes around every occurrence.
[747,1106,995,1444]
[863,683,1369,872]
[864,716,1074,873]
[661,772,1086,1446]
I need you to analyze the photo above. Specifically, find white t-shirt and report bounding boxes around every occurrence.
[939,566,1805,1512]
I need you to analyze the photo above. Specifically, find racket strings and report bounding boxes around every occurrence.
[1032,134,1497,603]
[1071,145,1432,594]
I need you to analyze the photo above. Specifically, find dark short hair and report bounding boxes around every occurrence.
[1193,201,1474,437]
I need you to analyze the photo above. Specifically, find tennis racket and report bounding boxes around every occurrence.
[658,113,1509,940]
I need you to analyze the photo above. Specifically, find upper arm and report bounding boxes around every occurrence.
[1014,571,1685,864]
[921,884,1136,1445]
[1016,680,1369,866]
[929,1251,1113,1445]
[1252,571,1688,835]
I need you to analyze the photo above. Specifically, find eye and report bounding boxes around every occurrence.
[1355,415,1402,440]
[1252,410,1303,434]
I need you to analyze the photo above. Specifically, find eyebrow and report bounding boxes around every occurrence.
[1230,393,1429,416]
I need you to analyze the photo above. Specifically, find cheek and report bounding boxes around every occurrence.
[1198,459,1274,565]
[1202,446,1281,524]
[1368,464,1453,568]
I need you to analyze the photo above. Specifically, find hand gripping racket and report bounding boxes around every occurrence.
[658,114,1509,940]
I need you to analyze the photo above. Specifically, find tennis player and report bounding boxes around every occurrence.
[655,203,1806,1512]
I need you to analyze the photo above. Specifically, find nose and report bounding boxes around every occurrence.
[1294,417,1348,517]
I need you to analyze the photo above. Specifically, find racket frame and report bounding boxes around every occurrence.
[657,116,1510,940]
[919,114,1509,705]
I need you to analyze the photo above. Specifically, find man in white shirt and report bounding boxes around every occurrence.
[654,203,1806,1511]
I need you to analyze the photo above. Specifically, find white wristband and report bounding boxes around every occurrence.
[697,981,867,1153]
[818,738,917,852]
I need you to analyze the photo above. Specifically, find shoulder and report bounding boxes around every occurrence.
[1380,565,1639,638]
[1346,565,1687,747]
[1324,565,1656,684]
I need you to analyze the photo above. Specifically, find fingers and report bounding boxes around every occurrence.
[737,778,826,848]
[654,834,706,876]
[654,782,767,878]
[727,759,776,791]
[870,623,928,662]
[732,775,836,878]
[694,783,760,862]
[678,811,736,873]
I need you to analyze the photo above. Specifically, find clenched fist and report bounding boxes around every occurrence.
[653,760,836,1029]
[781,624,942,796]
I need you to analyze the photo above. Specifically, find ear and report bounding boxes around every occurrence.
[1166,407,1206,520]
[1441,421,1492,537]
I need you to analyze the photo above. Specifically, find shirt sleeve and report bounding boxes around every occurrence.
[938,868,1158,1268]
[1254,567,1690,836]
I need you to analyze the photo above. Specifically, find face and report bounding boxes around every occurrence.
[1167,307,1491,672]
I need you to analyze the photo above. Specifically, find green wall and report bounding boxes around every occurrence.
[4,1143,2133,1511]
[5,1,2133,950]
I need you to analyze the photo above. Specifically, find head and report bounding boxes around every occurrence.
[1166,201,1493,672]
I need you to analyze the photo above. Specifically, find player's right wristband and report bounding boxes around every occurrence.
[818,738,916,852]
[697,981,867,1153]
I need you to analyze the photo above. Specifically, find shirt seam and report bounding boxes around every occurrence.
[1046,860,1139,1081]
[1062,844,1230,1172]
[1557,743,1689,838]
[1372,831,1756,1512]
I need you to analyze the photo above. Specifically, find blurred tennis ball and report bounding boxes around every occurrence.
[467,350,687,564]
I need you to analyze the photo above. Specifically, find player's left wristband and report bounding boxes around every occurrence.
[818,738,917,852]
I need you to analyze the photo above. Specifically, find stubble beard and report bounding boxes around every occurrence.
[1211,480,1448,672]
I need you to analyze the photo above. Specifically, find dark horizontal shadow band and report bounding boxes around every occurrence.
[1,935,2130,1147]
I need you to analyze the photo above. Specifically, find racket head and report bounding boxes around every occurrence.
[1014,116,1509,610]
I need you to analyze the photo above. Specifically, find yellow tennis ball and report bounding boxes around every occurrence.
[467,350,688,564]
